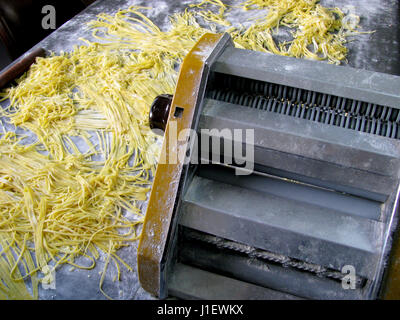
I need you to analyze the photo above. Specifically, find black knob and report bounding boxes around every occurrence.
[149,94,173,132]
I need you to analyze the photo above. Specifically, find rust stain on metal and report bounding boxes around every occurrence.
[137,33,223,296]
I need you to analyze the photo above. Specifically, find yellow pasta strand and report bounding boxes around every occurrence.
[0,2,367,299]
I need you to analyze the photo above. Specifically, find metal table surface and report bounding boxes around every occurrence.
[0,0,399,300]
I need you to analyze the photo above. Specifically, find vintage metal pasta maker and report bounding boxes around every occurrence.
[137,33,400,300]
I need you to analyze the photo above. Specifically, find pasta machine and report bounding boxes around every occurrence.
[137,33,400,300]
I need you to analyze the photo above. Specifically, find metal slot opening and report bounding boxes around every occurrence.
[177,227,368,300]
[174,106,184,118]
[196,164,383,221]
[207,72,400,139]
[180,164,383,281]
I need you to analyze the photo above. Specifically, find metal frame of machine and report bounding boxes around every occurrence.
[138,33,400,300]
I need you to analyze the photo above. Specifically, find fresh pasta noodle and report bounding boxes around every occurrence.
[0,1,366,299]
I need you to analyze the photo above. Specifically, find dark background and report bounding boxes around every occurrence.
[0,0,96,70]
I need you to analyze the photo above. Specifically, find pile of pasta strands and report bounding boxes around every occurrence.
[0,0,366,299]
